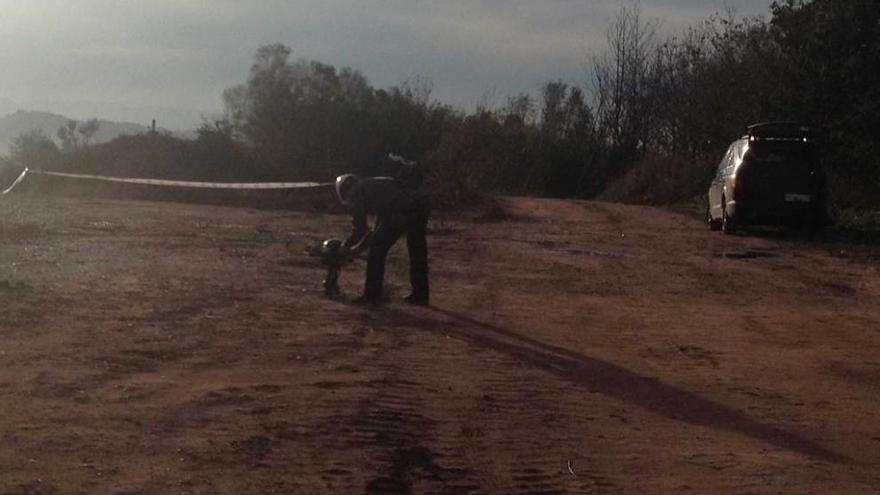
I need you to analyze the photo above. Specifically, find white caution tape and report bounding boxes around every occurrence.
[1,168,330,195]
[1,167,30,195]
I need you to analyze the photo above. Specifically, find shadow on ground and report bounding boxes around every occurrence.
[374,305,852,465]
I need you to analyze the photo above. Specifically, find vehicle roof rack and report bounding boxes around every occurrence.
[744,122,816,142]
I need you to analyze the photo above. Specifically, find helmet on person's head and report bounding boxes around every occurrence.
[334,174,359,205]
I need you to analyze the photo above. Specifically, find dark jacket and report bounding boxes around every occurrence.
[343,177,411,248]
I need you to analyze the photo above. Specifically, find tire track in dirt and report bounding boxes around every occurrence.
[353,361,472,494]
[324,310,623,494]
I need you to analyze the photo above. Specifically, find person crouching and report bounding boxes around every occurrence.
[334,171,430,306]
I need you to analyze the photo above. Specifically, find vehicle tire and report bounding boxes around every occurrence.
[721,200,736,235]
[707,204,721,231]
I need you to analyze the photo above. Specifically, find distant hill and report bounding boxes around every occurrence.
[23,99,211,132]
[0,110,174,156]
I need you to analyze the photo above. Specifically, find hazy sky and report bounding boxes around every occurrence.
[0,0,771,129]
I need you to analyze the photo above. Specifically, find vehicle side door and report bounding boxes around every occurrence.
[709,144,735,217]
[725,141,746,201]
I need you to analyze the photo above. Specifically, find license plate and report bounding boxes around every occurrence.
[785,193,811,202]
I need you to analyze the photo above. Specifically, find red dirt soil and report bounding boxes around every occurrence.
[1,194,878,494]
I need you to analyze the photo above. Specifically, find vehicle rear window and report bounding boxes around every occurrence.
[746,143,818,169]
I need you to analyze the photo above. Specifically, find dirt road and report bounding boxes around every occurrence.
[1,194,878,494]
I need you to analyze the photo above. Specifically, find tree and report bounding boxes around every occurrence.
[57,120,79,151]
[57,118,101,151]
[10,130,60,169]
[593,3,657,157]
[540,81,569,140]
[222,44,452,180]
[78,119,100,147]
[192,119,261,180]
[771,0,880,185]
[222,44,381,177]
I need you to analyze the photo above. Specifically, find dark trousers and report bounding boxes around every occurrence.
[364,195,430,300]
